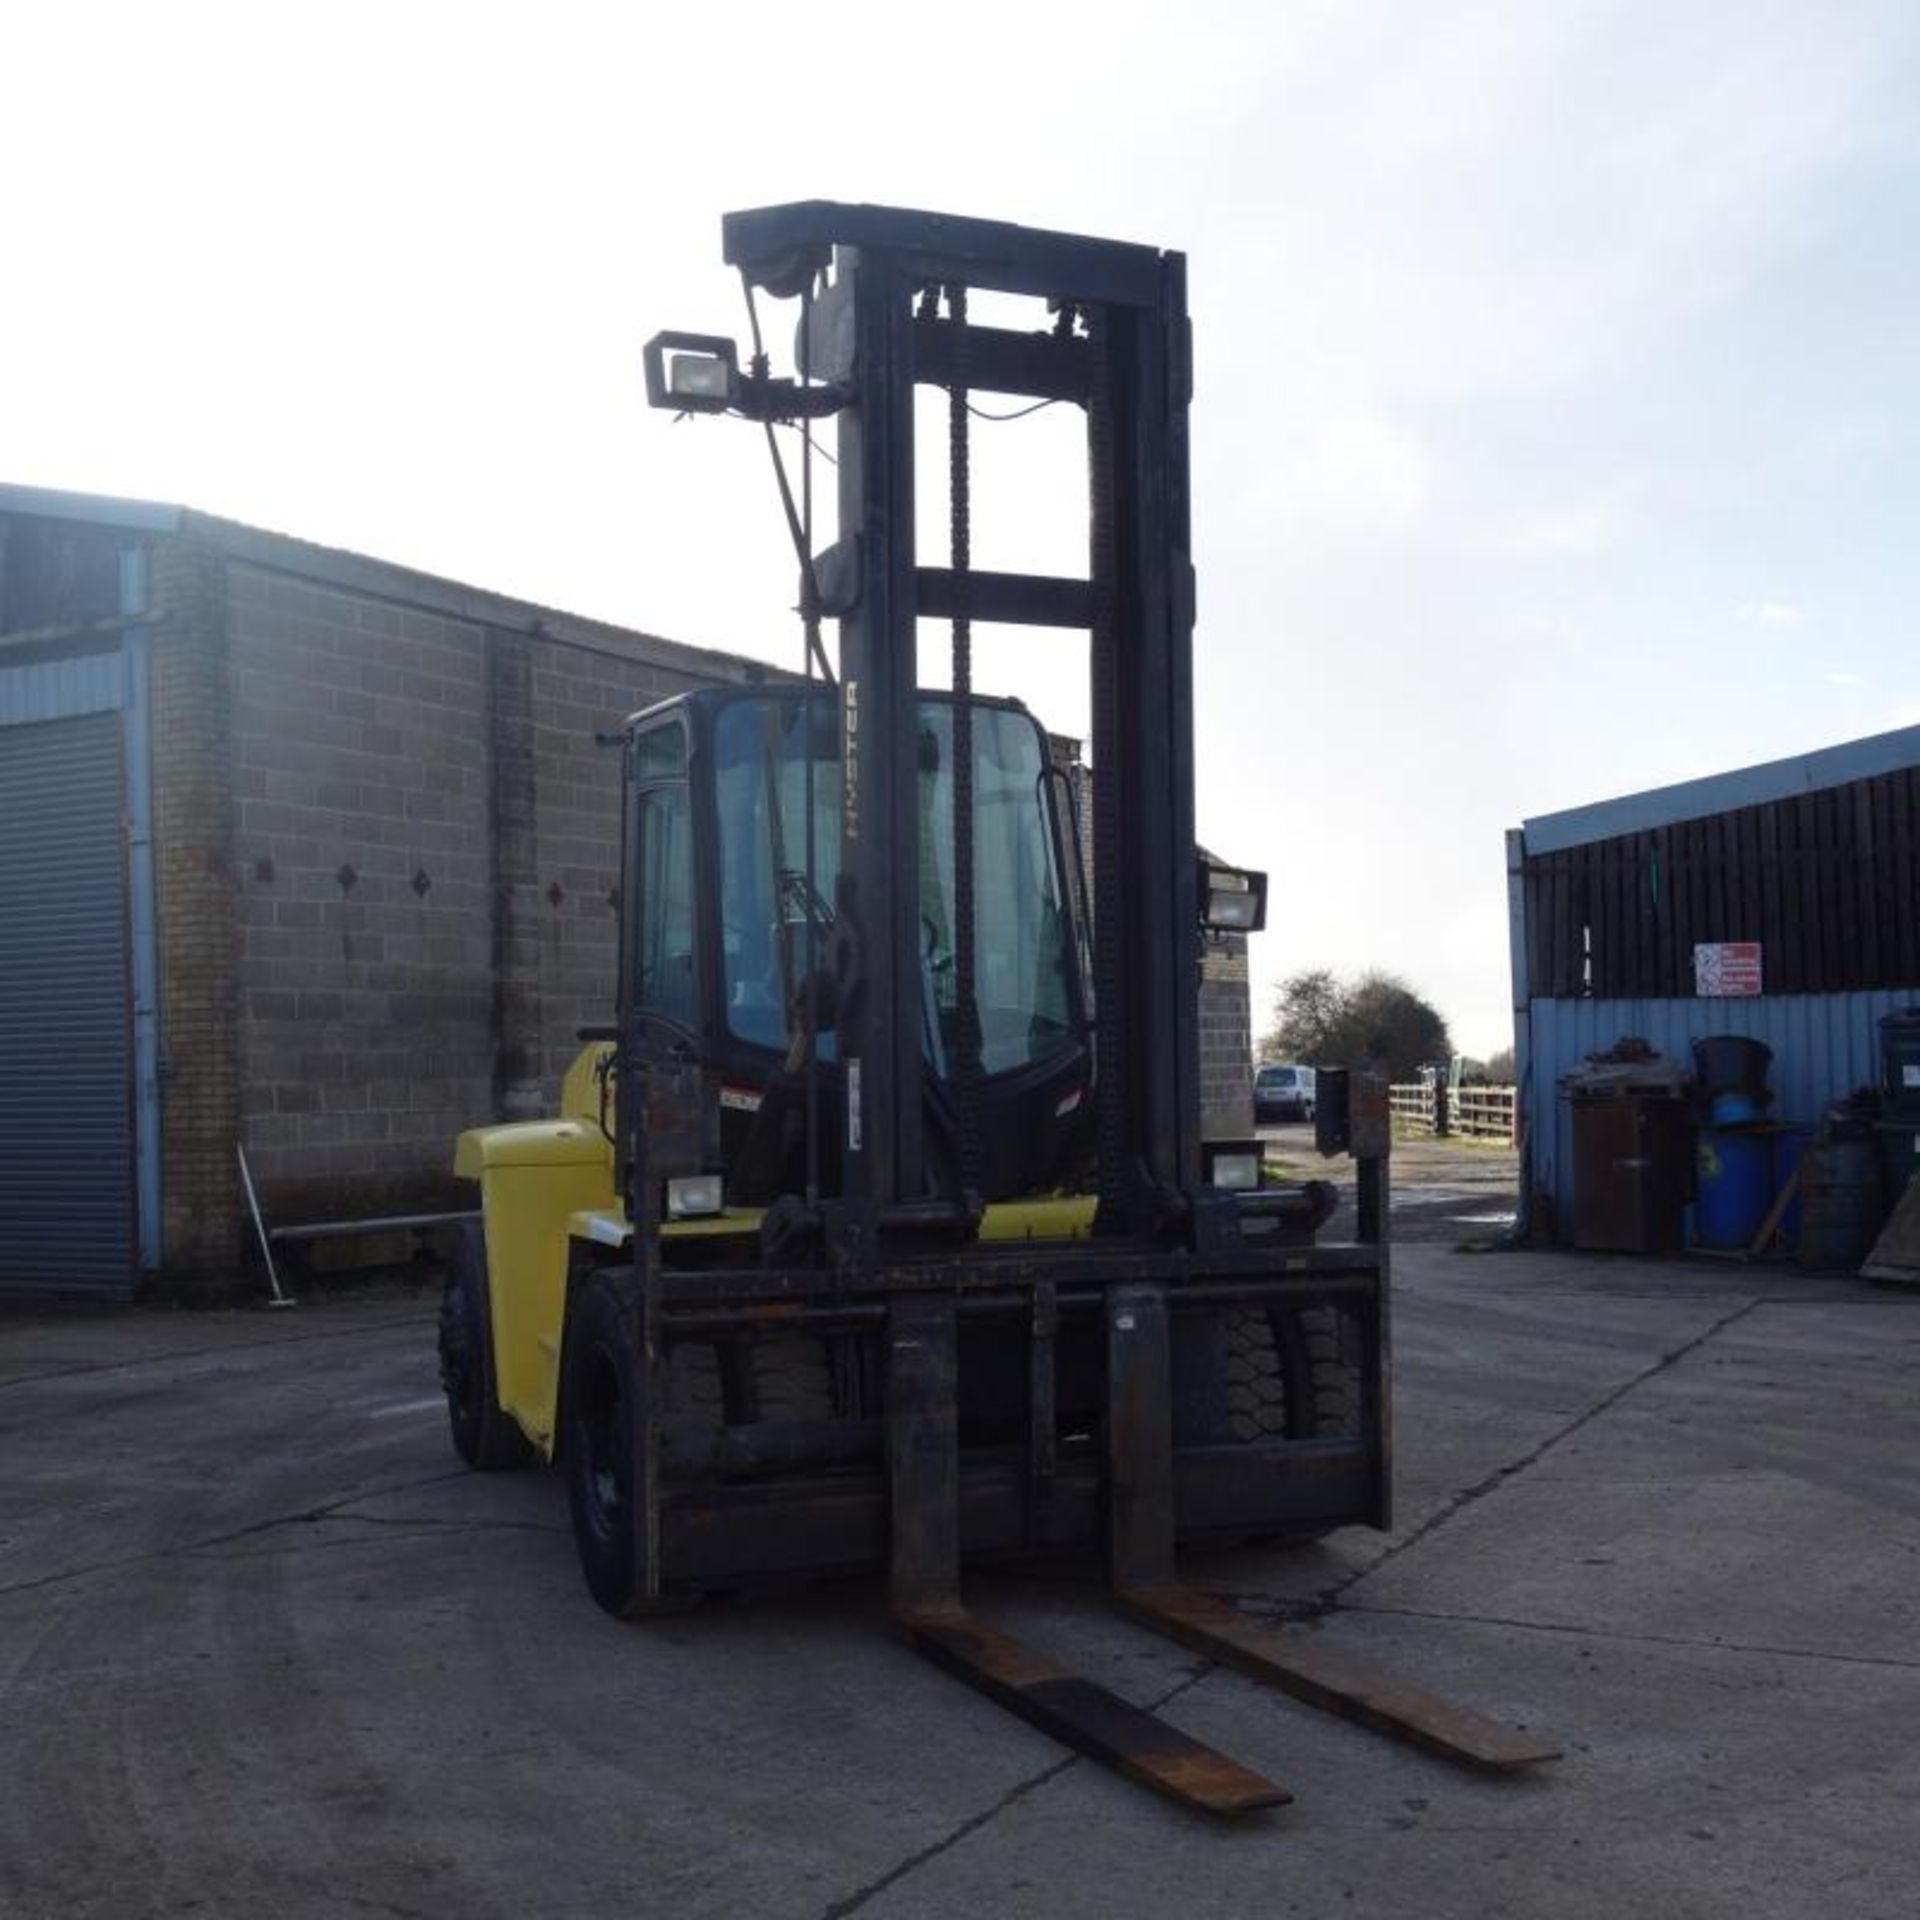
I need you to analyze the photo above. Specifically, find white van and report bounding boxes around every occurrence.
[1253,1062,1316,1123]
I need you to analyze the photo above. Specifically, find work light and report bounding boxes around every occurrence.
[644,332,739,414]
[1204,1141,1263,1191]
[1200,861,1268,933]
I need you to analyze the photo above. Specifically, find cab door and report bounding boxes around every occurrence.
[618,718,708,1218]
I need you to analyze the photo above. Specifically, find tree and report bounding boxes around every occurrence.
[1261,968,1452,1084]
[1262,968,1344,1063]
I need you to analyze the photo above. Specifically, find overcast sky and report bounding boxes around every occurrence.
[7,1,1917,1056]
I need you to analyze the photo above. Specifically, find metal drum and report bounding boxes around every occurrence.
[1797,1139,1885,1271]
[1695,1129,1772,1251]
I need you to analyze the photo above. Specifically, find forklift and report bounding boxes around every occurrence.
[440,202,1557,1814]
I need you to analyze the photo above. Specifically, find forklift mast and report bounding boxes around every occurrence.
[701,204,1203,1244]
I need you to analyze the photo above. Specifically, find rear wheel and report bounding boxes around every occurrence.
[437,1222,534,1471]
[560,1269,698,1618]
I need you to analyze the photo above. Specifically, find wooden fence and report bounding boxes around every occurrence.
[1389,1083,1517,1144]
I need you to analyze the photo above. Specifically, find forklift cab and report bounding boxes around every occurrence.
[623,685,1093,1206]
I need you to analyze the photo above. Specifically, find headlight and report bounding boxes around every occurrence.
[1204,1143,1262,1191]
[666,1174,725,1219]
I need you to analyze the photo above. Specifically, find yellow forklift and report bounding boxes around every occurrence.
[441,202,1556,1814]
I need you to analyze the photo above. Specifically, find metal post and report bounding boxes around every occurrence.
[1090,261,1203,1228]
[886,1293,961,1612]
[235,1144,295,1309]
[1104,1282,1177,1590]
[833,245,924,1225]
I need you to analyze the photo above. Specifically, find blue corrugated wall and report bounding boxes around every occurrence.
[1524,990,1920,1230]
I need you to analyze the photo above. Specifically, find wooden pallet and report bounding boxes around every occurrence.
[1862,1174,1920,1286]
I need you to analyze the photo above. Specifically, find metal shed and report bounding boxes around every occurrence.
[1507,725,1920,1242]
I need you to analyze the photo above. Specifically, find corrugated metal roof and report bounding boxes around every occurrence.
[0,478,778,686]
[0,481,181,533]
[1524,989,1920,1229]
[1521,724,1920,855]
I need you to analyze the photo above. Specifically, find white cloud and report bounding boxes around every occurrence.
[1736,600,1804,625]
[1497,503,1622,558]
[1303,412,1434,528]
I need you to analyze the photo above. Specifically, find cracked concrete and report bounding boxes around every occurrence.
[2,1246,1916,1919]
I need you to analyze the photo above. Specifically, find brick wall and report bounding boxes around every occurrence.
[149,535,244,1276]
[223,561,497,1217]
[1056,748,1255,1142]
[2,494,769,1289]
[205,529,743,1230]
[1199,936,1254,1138]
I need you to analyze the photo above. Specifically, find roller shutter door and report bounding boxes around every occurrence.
[0,711,133,1291]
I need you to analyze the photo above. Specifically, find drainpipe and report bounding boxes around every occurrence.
[120,543,164,1271]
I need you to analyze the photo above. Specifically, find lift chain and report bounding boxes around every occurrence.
[947,284,982,1203]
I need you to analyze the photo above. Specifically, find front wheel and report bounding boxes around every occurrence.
[560,1269,697,1618]
[438,1222,534,1471]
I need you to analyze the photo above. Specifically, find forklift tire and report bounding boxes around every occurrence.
[1223,1310,1289,1442]
[1219,1302,1366,1547]
[1287,1303,1362,1436]
[665,1341,726,1430]
[1222,1304,1363,1443]
[561,1269,698,1618]
[438,1222,535,1471]
[749,1334,836,1422]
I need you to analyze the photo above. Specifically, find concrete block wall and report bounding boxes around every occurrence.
[149,536,244,1276]
[1199,936,1254,1138]
[211,542,743,1224]
[224,561,497,1216]
[1056,749,1257,1143]
[3,489,779,1290]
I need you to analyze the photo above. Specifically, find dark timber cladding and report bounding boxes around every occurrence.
[1523,765,1920,999]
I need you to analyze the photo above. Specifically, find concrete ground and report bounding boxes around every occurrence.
[3,1240,1916,1918]
[1261,1118,1525,1245]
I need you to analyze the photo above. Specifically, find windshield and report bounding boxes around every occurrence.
[713,694,1077,1076]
